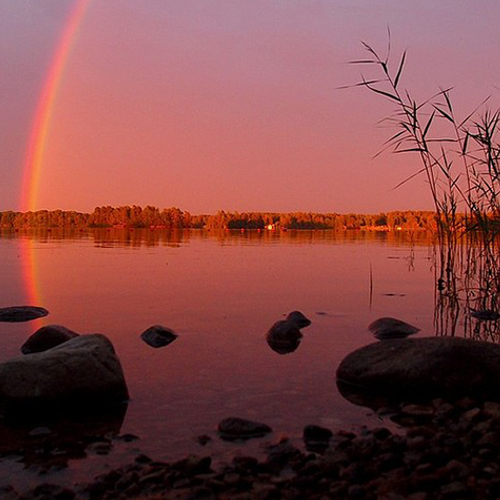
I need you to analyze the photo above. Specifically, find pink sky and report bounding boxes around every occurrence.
[1,0,500,214]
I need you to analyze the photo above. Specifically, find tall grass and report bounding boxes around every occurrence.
[349,38,500,338]
[348,38,500,236]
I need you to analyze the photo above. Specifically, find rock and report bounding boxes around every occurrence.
[28,426,52,437]
[368,317,420,340]
[337,337,500,404]
[303,424,333,452]
[303,424,333,443]
[0,306,48,322]
[265,311,310,353]
[140,325,178,348]
[285,311,311,328]
[218,417,272,440]
[21,325,79,354]
[0,334,128,416]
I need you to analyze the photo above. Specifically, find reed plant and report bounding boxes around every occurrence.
[348,37,500,237]
[349,37,500,338]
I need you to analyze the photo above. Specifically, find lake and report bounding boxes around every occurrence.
[0,229,436,491]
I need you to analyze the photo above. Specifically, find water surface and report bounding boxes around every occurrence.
[0,229,435,491]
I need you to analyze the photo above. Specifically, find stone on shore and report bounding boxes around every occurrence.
[0,306,48,322]
[140,325,178,348]
[337,337,500,404]
[21,325,79,354]
[0,334,128,416]
[218,417,272,440]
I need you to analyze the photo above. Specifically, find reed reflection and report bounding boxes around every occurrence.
[434,233,500,341]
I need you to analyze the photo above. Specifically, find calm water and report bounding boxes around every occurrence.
[0,229,436,491]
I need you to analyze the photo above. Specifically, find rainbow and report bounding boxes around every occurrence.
[21,0,92,212]
[20,0,91,312]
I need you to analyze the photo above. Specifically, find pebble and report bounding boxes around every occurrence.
[10,398,500,499]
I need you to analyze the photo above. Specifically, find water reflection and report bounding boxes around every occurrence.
[266,335,302,354]
[0,227,436,248]
[0,405,127,470]
[434,233,500,341]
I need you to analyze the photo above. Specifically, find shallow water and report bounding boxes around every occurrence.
[0,229,435,491]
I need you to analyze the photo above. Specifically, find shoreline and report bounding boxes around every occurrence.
[7,397,500,499]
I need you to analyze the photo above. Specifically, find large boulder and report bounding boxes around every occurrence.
[0,334,128,416]
[336,337,500,405]
[21,324,79,354]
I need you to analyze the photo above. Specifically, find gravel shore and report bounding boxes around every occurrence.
[6,396,500,499]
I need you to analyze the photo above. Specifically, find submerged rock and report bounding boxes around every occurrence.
[0,334,129,417]
[368,317,420,340]
[21,324,79,354]
[337,337,500,405]
[0,306,48,322]
[218,417,272,440]
[140,325,178,348]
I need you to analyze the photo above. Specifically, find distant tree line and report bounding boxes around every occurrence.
[0,205,443,231]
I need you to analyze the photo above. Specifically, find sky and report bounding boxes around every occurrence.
[1,0,500,214]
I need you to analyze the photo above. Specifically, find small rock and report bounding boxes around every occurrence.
[29,426,52,437]
[135,454,152,464]
[0,306,49,322]
[172,455,212,475]
[86,441,112,455]
[115,433,139,442]
[140,325,178,348]
[401,404,434,418]
[483,401,500,419]
[32,483,75,500]
[197,434,211,446]
[304,424,333,441]
[218,417,272,440]
[368,317,420,340]
[21,325,79,354]
[285,311,311,328]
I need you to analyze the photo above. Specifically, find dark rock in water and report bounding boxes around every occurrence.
[470,308,500,321]
[140,325,178,348]
[266,321,302,342]
[337,337,500,405]
[21,325,79,354]
[368,317,420,340]
[266,334,302,355]
[0,334,129,417]
[0,306,48,322]
[265,311,310,353]
[218,417,272,440]
[286,311,311,328]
